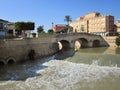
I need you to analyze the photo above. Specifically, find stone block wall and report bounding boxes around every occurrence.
[0,37,59,64]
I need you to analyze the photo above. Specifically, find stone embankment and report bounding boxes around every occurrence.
[0,34,117,65]
[0,34,59,65]
[103,36,117,47]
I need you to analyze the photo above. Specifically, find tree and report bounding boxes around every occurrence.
[64,15,72,33]
[60,26,73,33]
[115,35,120,47]
[37,25,44,34]
[32,33,36,37]
[113,24,117,35]
[14,22,34,36]
[61,28,68,33]
[64,15,72,26]
[48,29,54,34]
[14,22,34,30]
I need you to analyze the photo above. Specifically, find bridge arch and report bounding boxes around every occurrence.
[58,40,70,50]
[55,33,109,49]
[0,60,6,66]
[78,38,88,48]
[93,40,100,47]
[6,57,16,64]
[74,38,88,51]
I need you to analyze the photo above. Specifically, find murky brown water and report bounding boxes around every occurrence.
[0,47,120,90]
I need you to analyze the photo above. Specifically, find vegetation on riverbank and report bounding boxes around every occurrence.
[115,35,120,47]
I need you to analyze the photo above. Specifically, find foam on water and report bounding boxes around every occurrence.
[0,60,120,90]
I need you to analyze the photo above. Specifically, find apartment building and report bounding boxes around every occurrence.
[115,19,120,34]
[70,12,115,36]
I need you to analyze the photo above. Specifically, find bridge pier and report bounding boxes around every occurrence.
[88,41,93,48]
[70,41,75,49]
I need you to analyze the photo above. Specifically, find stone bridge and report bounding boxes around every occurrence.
[0,33,109,65]
[53,33,109,51]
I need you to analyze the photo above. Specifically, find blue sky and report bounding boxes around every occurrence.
[0,0,120,32]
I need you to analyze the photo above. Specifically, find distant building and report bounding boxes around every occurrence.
[0,19,16,38]
[0,19,35,38]
[70,12,115,36]
[7,22,16,37]
[53,24,68,32]
[0,19,35,39]
[0,19,8,38]
[115,19,120,34]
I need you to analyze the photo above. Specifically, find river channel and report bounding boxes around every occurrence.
[0,47,120,90]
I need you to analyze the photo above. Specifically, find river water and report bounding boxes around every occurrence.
[0,47,120,90]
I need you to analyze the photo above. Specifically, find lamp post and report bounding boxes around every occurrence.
[52,22,54,30]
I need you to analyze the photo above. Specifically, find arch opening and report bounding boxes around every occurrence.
[7,57,16,64]
[74,40,81,51]
[58,40,70,50]
[93,40,100,47]
[0,61,5,66]
[78,38,88,48]
[28,49,35,60]
[7,59,15,64]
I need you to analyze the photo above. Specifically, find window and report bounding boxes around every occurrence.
[3,23,8,30]
[0,23,3,30]
[102,18,105,20]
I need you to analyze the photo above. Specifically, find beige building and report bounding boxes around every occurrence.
[70,12,115,36]
[115,19,120,34]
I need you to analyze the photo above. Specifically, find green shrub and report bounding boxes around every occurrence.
[115,35,120,47]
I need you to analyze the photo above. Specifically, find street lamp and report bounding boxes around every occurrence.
[52,22,54,29]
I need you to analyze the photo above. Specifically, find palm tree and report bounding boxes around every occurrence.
[64,15,72,33]
[64,15,72,26]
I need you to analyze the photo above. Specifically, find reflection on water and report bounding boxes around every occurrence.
[69,47,120,67]
[0,47,120,90]
[115,47,120,54]
[78,47,108,54]
[76,47,120,54]
[55,49,75,60]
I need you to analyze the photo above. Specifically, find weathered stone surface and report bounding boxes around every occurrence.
[0,33,109,64]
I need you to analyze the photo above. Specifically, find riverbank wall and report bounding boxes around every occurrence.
[103,36,117,47]
[0,34,117,65]
[0,35,59,64]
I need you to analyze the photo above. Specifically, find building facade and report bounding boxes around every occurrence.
[115,19,120,34]
[0,19,8,38]
[7,22,16,37]
[0,19,16,38]
[53,24,68,32]
[70,12,115,36]
[0,19,36,38]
